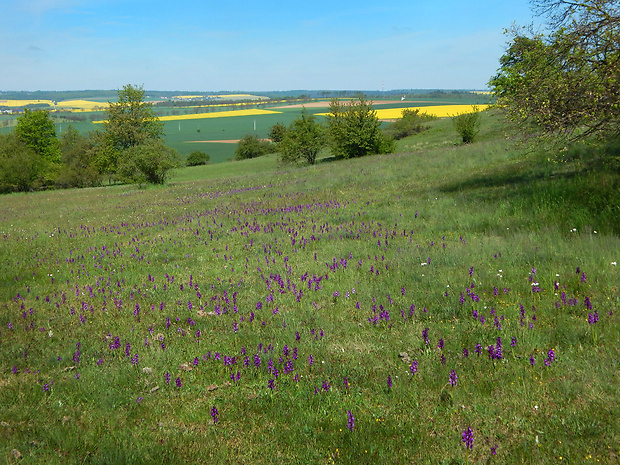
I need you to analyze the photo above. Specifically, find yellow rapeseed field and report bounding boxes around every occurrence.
[158,109,281,121]
[93,108,283,124]
[0,99,108,111]
[317,104,490,119]
[55,100,108,111]
[172,95,204,99]
[374,104,490,119]
[208,94,269,100]
[0,99,53,107]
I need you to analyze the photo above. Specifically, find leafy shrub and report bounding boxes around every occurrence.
[117,140,182,185]
[452,106,482,143]
[186,151,210,167]
[268,123,288,144]
[327,97,395,158]
[56,125,101,189]
[0,133,40,192]
[277,109,326,165]
[234,134,273,160]
[384,108,436,140]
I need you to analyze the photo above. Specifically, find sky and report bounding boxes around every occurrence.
[0,0,541,92]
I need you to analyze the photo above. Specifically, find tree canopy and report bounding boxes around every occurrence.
[489,0,620,143]
[327,97,394,159]
[15,108,61,164]
[103,84,164,151]
[276,108,326,165]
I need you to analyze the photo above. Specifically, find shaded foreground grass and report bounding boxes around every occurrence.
[0,111,618,464]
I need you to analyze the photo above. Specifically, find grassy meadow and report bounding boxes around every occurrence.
[0,111,618,464]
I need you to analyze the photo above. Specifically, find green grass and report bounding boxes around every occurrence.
[0,110,618,464]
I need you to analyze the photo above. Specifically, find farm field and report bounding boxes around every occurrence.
[0,112,618,464]
[1,95,492,162]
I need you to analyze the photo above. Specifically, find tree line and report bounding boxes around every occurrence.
[0,85,182,193]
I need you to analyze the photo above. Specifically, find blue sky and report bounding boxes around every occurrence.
[1,0,539,91]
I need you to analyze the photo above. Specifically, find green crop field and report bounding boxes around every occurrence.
[1,110,618,463]
[1,95,493,164]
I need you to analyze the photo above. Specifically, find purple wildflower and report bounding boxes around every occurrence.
[495,337,503,359]
[529,354,535,366]
[511,337,517,347]
[449,369,458,386]
[491,444,497,455]
[387,375,392,389]
[347,410,355,432]
[211,406,219,423]
[136,397,143,404]
[410,360,418,375]
[175,377,181,388]
[588,311,599,325]
[462,427,474,450]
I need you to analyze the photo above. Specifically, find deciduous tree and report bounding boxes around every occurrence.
[13,109,61,186]
[56,126,100,188]
[0,133,39,192]
[117,140,181,185]
[489,0,620,143]
[103,84,164,151]
[327,97,394,158]
[277,109,326,165]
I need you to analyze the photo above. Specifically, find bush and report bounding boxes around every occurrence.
[186,151,210,167]
[234,134,273,160]
[383,108,435,140]
[0,133,40,192]
[117,140,182,185]
[452,106,482,143]
[56,126,101,189]
[268,123,288,144]
[277,109,326,165]
[327,97,394,158]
